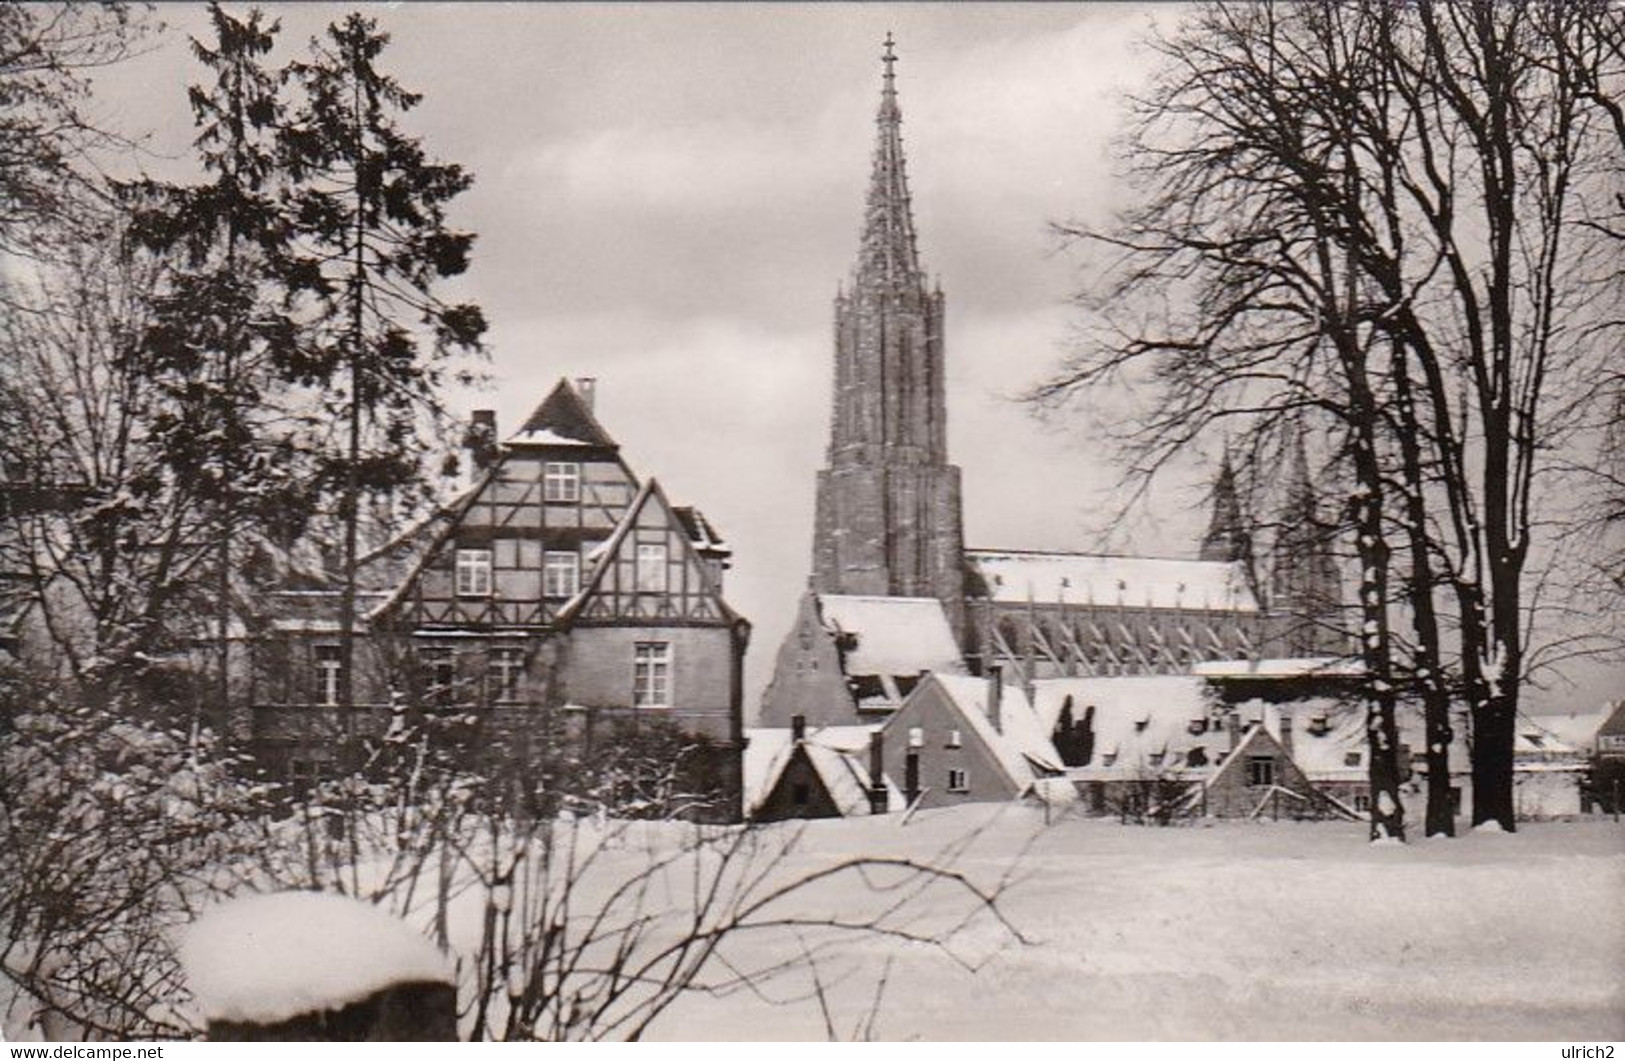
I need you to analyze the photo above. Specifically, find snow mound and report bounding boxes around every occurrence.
[1473,820,1510,835]
[181,892,452,1025]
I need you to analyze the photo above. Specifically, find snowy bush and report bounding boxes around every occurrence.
[0,694,269,1039]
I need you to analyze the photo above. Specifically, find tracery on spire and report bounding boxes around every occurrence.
[855,33,924,289]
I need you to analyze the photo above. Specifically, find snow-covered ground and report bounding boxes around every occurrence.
[646,807,1625,1041]
[9,805,1618,1041]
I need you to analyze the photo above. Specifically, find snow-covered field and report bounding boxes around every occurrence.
[648,807,1625,1041]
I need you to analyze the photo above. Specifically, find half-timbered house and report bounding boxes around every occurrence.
[249,378,751,819]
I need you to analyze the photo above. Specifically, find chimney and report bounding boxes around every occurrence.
[987,664,1004,734]
[1227,712,1242,751]
[1279,712,1294,759]
[465,409,497,472]
[574,377,597,413]
[868,730,887,814]
[791,714,806,743]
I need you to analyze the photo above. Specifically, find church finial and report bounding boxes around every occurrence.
[855,32,922,287]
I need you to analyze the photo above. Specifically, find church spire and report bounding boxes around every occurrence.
[1200,448,1251,564]
[1269,421,1345,656]
[855,32,924,288]
[811,35,963,614]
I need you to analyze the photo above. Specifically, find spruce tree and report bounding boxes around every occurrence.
[120,3,317,738]
[278,12,486,741]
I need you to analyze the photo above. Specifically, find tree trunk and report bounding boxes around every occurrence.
[1391,345,1455,837]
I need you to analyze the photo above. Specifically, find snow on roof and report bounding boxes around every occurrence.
[803,742,901,816]
[965,549,1258,613]
[181,892,452,1025]
[672,505,730,556]
[817,595,966,678]
[1277,701,1368,781]
[507,378,617,449]
[743,727,794,809]
[1032,676,1227,778]
[1527,709,1611,753]
[743,725,893,815]
[928,675,1062,792]
[506,426,592,447]
[1192,657,1364,678]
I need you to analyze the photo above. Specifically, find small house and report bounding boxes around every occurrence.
[876,670,1067,811]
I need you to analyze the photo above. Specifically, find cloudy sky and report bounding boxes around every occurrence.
[94,3,1614,715]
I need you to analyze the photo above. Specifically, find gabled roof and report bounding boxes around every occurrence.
[1209,723,1288,783]
[1598,700,1625,739]
[364,474,496,623]
[964,549,1258,612]
[556,477,742,627]
[507,379,617,449]
[817,594,965,678]
[1531,706,1614,753]
[742,724,895,817]
[895,674,1063,795]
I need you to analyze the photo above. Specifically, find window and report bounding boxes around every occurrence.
[544,461,580,502]
[544,551,580,598]
[908,726,924,749]
[455,548,493,596]
[1186,747,1208,768]
[489,647,524,702]
[1354,793,1372,814]
[635,543,668,593]
[946,729,962,749]
[792,782,810,807]
[1344,751,1363,768]
[314,644,342,705]
[947,768,969,793]
[1148,752,1165,768]
[1247,756,1275,788]
[633,642,671,707]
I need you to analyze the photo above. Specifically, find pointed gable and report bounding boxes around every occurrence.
[508,379,618,449]
[560,478,738,626]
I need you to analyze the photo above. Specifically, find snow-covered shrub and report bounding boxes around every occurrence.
[0,693,268,1039]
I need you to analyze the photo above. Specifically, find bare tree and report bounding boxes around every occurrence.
[1035,0,1623,833]
[0,3,154,259]
[0,220,219,711]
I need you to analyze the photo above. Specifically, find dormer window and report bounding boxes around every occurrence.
[455,548,493,596]
[1134,717,1150,733]
[544,461,580,503]
[1344,751,1362,767]
[1188,718,1208,736]
[1102,752,1118,767]
[1308,714,1331,737]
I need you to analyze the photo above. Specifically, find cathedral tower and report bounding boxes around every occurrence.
[1269,426,1345,657]
[810,36,965,616]
[1200,449,1253,567]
